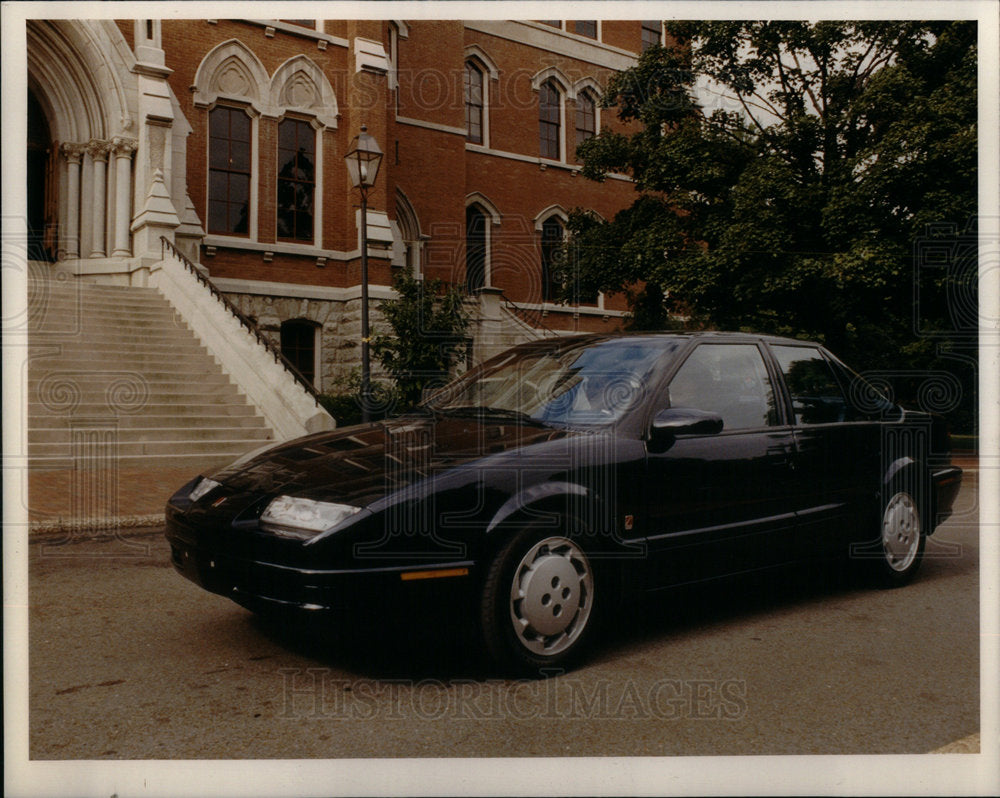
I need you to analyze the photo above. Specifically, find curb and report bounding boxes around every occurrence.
[28,514,165,542]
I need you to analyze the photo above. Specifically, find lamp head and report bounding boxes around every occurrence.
[345,124,383,189]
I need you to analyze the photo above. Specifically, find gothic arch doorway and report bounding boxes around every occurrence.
[27,88,57,261]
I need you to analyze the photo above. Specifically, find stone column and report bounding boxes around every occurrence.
[87,139,111,258]
[61,143,86,259]
[111,137,137,257]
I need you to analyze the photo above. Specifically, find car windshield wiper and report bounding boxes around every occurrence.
[432,405,537,424]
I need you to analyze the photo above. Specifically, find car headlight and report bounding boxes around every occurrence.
[260,495,362,540]
[188,477,222,503]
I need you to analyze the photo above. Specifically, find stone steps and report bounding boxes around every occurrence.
[26,412,266,429]
[28,271,275,471]
[31,438,269,458]
[29,384,256,402]
[32,317,191,332]
[28,342,208,362]
[27,371,233,387]
[29,425,273,443]
[29,327,197,343]
[28,401,259,417]
[29,451,259,472]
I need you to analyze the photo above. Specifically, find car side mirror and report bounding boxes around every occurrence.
[649,407,724,450]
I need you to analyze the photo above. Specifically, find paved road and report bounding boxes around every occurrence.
[28,476,979,759]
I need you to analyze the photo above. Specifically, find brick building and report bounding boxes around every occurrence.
[25,18,662,411]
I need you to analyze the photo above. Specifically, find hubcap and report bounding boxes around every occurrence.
[509,537,594,656]
[882,492,921,572]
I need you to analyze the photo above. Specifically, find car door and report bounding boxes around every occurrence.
[642,342,799,589]
[767,344,882,561]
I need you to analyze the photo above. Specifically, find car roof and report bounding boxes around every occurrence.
[514,330,818,349]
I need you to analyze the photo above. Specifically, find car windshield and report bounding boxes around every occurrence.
[425,337,677,427]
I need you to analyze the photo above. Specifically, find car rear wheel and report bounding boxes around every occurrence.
[872,489,925,587]
[480,524,597,676]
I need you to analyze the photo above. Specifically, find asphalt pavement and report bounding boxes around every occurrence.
[24,475,982,761]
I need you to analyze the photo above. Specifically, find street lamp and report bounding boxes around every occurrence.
[344,125,383,423]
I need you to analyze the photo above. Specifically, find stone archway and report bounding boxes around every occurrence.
[27,20,138,264]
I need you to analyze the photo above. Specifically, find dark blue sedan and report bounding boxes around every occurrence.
[166,333,962,674]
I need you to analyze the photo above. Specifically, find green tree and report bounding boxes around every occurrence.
[569,21,977,371]
[371,267,470,408]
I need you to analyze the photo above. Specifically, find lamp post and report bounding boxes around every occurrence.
[344,125,383,423]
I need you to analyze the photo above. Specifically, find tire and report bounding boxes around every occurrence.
[870,488,926,587]
[480,523,598,676]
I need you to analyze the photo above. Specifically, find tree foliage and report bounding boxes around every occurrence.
[569,21,977,374]
[372,267,470,408]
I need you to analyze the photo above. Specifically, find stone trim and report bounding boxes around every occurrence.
[244,19,349,49]
[213,277,397,302]
[395,115,467,137]
[464,21,639,71]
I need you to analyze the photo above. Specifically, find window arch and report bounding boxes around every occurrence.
[280,318,320,387]
[394,189,423,275]
[539,80,562,160]
[267,55,339,129]
[465,60,484,145]
[192,39,269,114]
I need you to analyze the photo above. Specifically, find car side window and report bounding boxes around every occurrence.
[667,344,779,430]
[772,345,850,424]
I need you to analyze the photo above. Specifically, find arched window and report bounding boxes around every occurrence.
[208,105,252,235]
[465,61,484,145]
[395,190,423,276]
[539,80,561,160]
[540,216,565,302]
[267,55,337,248]
[575,90,596,153]
[276,117,316,242]
[466,205,488,293]
[280,319,320,386]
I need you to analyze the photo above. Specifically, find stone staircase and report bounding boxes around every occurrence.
[27,273,274,471]
[467,290,560,365]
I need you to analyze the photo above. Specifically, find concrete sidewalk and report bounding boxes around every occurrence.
[26,460,222,538]
[24,453,981,540]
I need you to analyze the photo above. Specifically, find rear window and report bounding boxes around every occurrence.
[772,345,851,424]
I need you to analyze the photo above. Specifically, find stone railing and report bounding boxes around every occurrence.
[152,237,334,441]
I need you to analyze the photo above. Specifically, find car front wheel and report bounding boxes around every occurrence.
[480,525,597,676]
[872,489,925,587]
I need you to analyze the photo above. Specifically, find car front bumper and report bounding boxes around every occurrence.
[165,513,477,617]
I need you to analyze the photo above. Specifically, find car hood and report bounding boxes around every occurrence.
[209,412,578,508]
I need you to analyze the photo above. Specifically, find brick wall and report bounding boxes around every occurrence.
[153,19,652,337]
